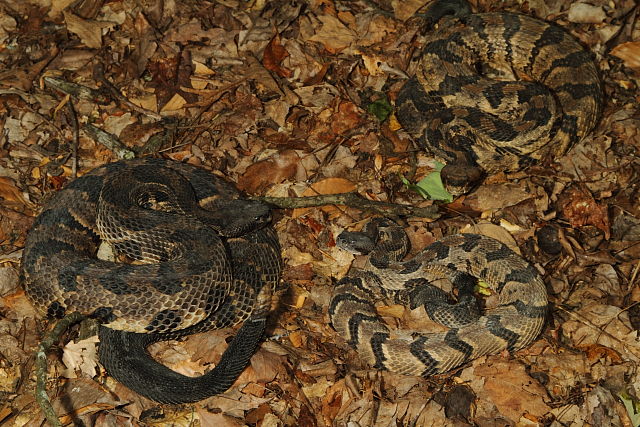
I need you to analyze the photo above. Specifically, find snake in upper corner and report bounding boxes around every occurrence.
[21,158,282,404]
[396,0,602,195]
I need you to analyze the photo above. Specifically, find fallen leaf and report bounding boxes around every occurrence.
[263,33,292,78]
[610,41,640,70]
[63,11,109,49]
[558,185,610,239]
[331,101,364,135]
[196,410,245,427]
[474,360,551,421]
[62,336,100,378]
[237,150,302,193]
[0,177,31,207]
[392,0,429,21]
[567,3,607,24]
[308,14,356,53]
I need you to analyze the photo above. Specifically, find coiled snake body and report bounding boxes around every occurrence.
[22,158,282,403]
[329,220,547,376]
[329,0,600,376]
[397,0,602,193]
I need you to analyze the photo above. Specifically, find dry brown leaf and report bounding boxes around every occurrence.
[392,0,429,21]
[196,410,245,427]
[463,182,534,212]
[562,303,640,361]
[50,379,119,423]
[248,349,286,384]
[558,185,610,239]
[610,41,640,70]
[578,344,623,364]
[61,336,100,379]
[0,177,30,207]
[237,150,302,193]
[0,267,19,296]
[263,33,292,78]
[302,377,332,399]
[474,360,551,421]
[63,11,107,49]
[308,14,356,53]
[330,101,364,135]
[567,3,607,24]
[160,93,187,112]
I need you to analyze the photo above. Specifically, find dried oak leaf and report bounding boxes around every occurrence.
[63,11,111,49]
[331,101,364,135]
[263,33,292,78]
[473,360,551,421]
[558,185,610,239]
[308,14,356,54]
[392,0,430,21]
[610,41,640,71]
[237,150,302,193]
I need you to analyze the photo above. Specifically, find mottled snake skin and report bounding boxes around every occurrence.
[22,158,282,403]
[396,0,602,193]
[329,219,547,376]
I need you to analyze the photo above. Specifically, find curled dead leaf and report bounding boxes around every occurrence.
[263,33,292,78]
[237,150,302,193]
[558,185,610,239]
[610,41,640,71]
[308,15,356,54]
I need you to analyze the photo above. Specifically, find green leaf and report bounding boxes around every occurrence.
[619,393,640,427]
[402,162,453,203]
[366,96,393,122]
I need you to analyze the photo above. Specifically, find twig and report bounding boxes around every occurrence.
[252,192,440,219]
[34,312,85,427]
[83,124,135,159]
[65,101,79,178]
[43,77,110,104]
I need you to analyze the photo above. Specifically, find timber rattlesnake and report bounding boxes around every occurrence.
[328,0,602,376]
[329,219,547,376]
[396,0,602,194]
[22,158,282,403]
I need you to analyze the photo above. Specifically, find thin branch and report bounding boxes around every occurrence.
[252,192,440,219]
[34,312,85,427]
[65,101,79,178]
[83,124,135,160]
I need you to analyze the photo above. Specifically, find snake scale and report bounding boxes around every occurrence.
[396,0,602,194]
[329,219,548,376]
[330,0,601,376]
[22,158,282,403]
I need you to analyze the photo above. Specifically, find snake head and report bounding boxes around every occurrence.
[422,0,472,27]
[440,163,485,196]
[201,199,272,238]
[336,231,376,255]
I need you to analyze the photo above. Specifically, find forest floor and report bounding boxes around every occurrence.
[0,0,639,426]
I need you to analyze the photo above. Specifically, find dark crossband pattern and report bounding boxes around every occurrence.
[22,158,282,403]
[330,221,547,378]
[396,7,601,194]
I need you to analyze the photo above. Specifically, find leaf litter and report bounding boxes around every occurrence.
[0,0,639,425]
